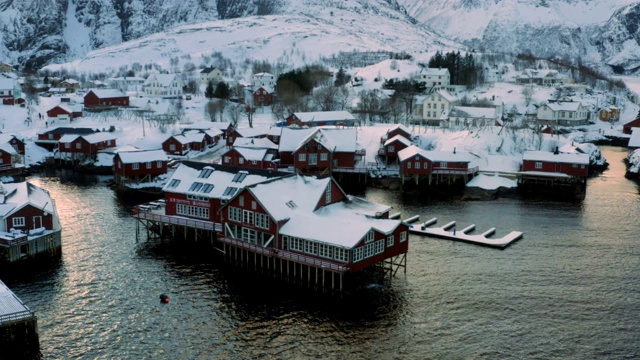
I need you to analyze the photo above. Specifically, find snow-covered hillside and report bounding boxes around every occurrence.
[398,0,640,73]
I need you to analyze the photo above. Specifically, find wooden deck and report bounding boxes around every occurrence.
[407,216,523,249]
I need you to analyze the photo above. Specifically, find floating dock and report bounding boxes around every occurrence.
[0,280,39,357]
[405,216,523,249]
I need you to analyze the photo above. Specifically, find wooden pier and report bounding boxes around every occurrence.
[0,280,39,358]
[406,216,523,249]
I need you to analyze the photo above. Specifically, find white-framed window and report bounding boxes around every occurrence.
[157,161,163,168]
[242,210,254,224]
[251,201,257,210]
[304,240,318,255]
[334,247,348,262]
[325,184,331,203]
[242,227,257,244]
[76,143,82,149]
[440,162,448,168]
[535,162,542,169]
[169,144,176,151]
[298,153,306,162]
[407,162,412,169]
[572,164,578,168]
[320,153,328,161]
[239,157,244,164]
[224,156,230,163]
[254,213,270,230]
[318,243,333,259]
[309,153,318,165]
[365,230,375,243]
[423,162,428,169]
[146,162,152,169]
[415,162,420,169]
[387,235,394,247]
[239,195,244,206]
[176,204,209,219]
[400,231,407,243]
[228,207,242,222]
[388,145,395,152]
[132,163,140,170]
[12,217,25,227]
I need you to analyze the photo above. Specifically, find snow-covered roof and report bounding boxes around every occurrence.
[228,147,269,161]
[201,67,221,74]
[435,89,458,103]
[294,128,357,153]
[145,74,178,87]
[0,78,14,90]
[235,126,270,138]
[292,111,355,123]
[162,162,287,199]
[449,106,499,119]
[0,280,32,322]
[232,137,278,150]
[517,69,560,79]
[39,127,96,136]
[204,128,223,138]
[0,134,19,144]
[252,72,274,78]
[87,89,127,99]
[59,132,116,144]
[0,181,57,219]
[0,143,17,155]
[116,149,168,164]
[384,134,412,147]
[544,102,583,112]
[278,128,317,152]
[629,128,640,148]
[397,145,474,163]
[523,151,589,165]
[418,68,449,76]
[387,124,412,136]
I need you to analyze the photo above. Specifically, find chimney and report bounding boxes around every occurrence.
[453,147,456,154]
[554,146,559,155]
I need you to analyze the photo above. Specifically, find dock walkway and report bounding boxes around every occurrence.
[407,217,523,249]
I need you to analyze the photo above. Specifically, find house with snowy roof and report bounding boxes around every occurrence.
[220,147,278,170]
[253,86,275,106]
[232,137,279,155]
[414,67,450,89]
[57,78,80,92]
[57,133,117,158]
[515,69,564,86]
[536,101,590,126]
[109,76,146,91]
[0,181,62,263]
[521,150,589,178]
[84,89,129,107]
[162,131,210,157]
[200,67,224,85]
[598,106,620,122]
[218,174,409,276]
[0,144,20,173]
[383,124,412,143]
[113,149,169,185]
[0,134,25,156]
[397,145,478,185]
[226,126,270,147]
[277,128,360,174]
[0,78,15,105]
[46,103,83,122]
[160,161,291,224]
[381,135,412,164]
[285,111,356,127]
[623,118,640,135]
[417,89,459,125]
[448,106,502,128]
[251,72,275,90]
[36,127,97,150]
[143,73,183,98]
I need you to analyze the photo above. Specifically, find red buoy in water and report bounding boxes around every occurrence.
[159,294,169,304]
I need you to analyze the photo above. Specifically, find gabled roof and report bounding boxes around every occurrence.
[162,161,289,199]
[386,124,412,136]
[418,67,449,76]
[398,145,473,163]
[0,134,20,144]
[523,150,589,165]
[292,111,355,123]
[116,149,168,164]
[233,126,270,138]
[201,67,221,74]
[449,106,499,119]
[543,102,583,112]
[232,137,278,150]
[0,143,17,155]
[293,128,358,153]
[59,132,116,144]
[39,127,96,136]
[0,181,57,219]
[253,85,274,94]
[278,128,317,152]
[434,89,458,103]
[384,134,411,147]
[145,73,179,87]
[226,147,269,161]
[87,89,127,99]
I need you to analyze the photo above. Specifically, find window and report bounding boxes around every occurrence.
[298,153,306,162]
[228,207,242,222]
[167,179,180,188]
[572,164,578,168]
[255,213,270,230]
[169,144,176,151]
[239,157,244,164]
[157,161,163,168]
[224,156,230,163]
[387,145,395,152]
[320,153,328,161]
[407,162,411,169]
[242,227,257,244]
[415,162,420,169]
[76,143,82,149]
[535,162,542,169]
[440,162,448,168]
[325,183,331,203]
[189,182,204,192]
[198,168,214,178]
[423,162,428,169]
[387,235,394,247]
[12,217,25,227]
[243,209,254,224]
[304,240,318,255]
[176,204,209,219]
[334,248,348,262]
[309,153,317,165]
[239,195,244,206]
[365,230,375,243]
[132,163,140,170]
[146,162,152,169]
[400,231,407,243]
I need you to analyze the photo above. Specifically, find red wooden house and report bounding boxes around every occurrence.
[398,145,477,185]
[221,147,278,170]
[84,89,129,107]
[384,124,412,142]
[623,118,640,135]
[285,111,356,127]
[0,78,15,105]
[382,135,411,164]
[58,133,117,155]
[160,162,290,224]
[36,127,96,151]
[162,131,209,156]
[0,134,25,155]
[253,86,274,106]
[226,127,270,147]
[521,150,589,178]
[217,174,408,277]
[46,103,83,121]
[113,149,169,185]
[292,128,358,174]
[0,144,19,172]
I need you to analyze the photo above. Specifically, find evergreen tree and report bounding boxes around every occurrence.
[636,108,640,119]
[335,67,349,87]
[214,81,230,99]
[205,80,215,99]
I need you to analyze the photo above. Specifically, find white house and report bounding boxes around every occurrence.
[144,74,184,98]
[536,101,590,126]
[416,89,459,125]
[447,106,502,128]
[251,72,276,90]
[515,69,565,86]
[109,76,146,92]
[200,67,224,85]
[414,68,450,89]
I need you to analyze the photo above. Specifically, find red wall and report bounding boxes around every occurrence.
[350,224,409,272]
[0,150,13,171]
[253,88,273,106]
[165,192,217,222]
[221,190,278,240]
[400,156,432,176]
[6,205,54,231]
[387,128,411,141]
[114,157,167,177]
[522,160,588,177]
[162,138,188,155]
[385,139,409,158]
[46,106,71,118]
[8,138,25,155]
[84,91,129,107]
[62,137,116,154]
[222,148,266,169]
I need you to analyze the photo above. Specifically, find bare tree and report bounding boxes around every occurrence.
[313,85,339,111]
[206,100,225,121]
[522,86,534,106]
[228,103,242,127]
[243,102,257,128]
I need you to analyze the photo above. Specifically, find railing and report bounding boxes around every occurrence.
[218,236,349,273]
[134,211,217,231]
[0,234,29,247]
[432,166,479,175]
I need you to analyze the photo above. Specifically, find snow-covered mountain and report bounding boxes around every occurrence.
[398,0,640,73]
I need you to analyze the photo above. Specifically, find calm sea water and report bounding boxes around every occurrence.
[5,146,640,359]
